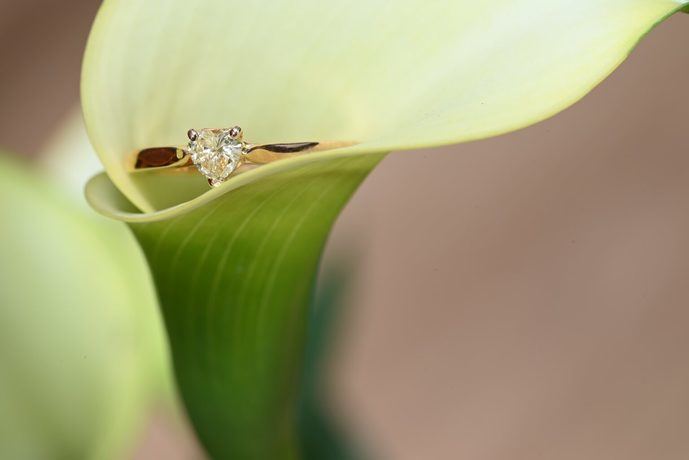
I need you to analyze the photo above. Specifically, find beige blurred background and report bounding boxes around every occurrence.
[2,1,689,459]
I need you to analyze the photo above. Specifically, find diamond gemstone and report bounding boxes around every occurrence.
[187,128,245,184]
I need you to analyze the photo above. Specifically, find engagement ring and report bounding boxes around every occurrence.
[134,126,348,187]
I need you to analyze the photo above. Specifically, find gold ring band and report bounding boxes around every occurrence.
[132,126,353,187]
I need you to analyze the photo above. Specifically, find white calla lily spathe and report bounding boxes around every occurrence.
[79,1,687,458]
[83,0,688,215]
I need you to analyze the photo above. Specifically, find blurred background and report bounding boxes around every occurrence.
[1,1,689,459]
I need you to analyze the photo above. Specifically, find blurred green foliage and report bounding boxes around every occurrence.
[0,153,168,459]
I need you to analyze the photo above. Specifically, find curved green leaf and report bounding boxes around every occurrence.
[0,154,163,459]
[82,0,687,212]
[86,153,384,458]
[298,262,364,460]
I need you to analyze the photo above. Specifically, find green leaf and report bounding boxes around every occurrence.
[82,0,687,212]
[0,153,164,459]
[82,1,687,458]
[86,153,385,458]
[298,262,364,460]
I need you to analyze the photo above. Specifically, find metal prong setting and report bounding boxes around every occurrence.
[133,126,338,188]
[229,125,242,139]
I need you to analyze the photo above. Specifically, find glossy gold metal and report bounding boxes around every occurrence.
[131,126,355,187]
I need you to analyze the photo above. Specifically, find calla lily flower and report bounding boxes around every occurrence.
[81,1,688,458]
[0,149,168,459]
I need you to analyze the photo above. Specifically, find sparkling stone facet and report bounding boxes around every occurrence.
[187,128,244,184]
